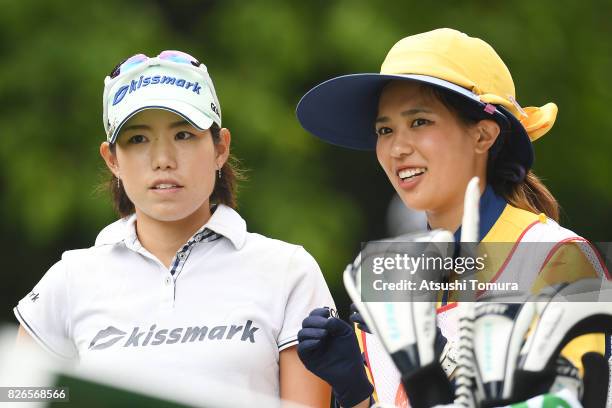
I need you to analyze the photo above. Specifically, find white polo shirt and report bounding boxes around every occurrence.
[14,204,334,397]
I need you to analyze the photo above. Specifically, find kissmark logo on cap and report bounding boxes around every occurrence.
[113,75,203,106]
[103,51,222,143]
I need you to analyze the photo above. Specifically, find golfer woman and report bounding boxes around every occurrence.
[295,29,609,407]
[14,50,332,406]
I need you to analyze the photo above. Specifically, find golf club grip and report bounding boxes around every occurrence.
[510,368,557,402]
[477,368,556,407]
[400,362,454,408]
[581,352,609,408]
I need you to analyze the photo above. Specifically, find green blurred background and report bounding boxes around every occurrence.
[2,0,611,323]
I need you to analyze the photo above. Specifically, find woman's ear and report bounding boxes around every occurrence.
[215,128,231,167]
[100,142,120,178]
[474,119,500,154]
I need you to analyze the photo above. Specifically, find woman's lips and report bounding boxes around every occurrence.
[398,172,425,189]
[150,183,184,194]
[396,167,427,190]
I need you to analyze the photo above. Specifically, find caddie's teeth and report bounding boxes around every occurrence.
[154,184,178,189]
[399,167,427,180]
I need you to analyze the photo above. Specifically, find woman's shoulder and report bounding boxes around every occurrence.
[484,205,609,289]
[241,232,322,277]
[59,243,119,267]
[488,204,584,243]
[58,217,133,265]
[517,212,584,243]
[213,205,316,260]
[244,231,304,253]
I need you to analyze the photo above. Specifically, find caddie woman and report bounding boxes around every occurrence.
[294,29,610,407]
[14,50,333,406]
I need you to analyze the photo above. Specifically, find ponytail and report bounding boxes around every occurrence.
[487,130,559,221]
[497,171,559,222]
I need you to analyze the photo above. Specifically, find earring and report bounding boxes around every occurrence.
[217,166,222,179]
[116,177,121,189]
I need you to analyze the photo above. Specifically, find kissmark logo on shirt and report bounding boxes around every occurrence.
[89,320,259,350]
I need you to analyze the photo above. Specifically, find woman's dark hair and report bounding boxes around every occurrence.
[422,85,560,221]
[105,123,244,218]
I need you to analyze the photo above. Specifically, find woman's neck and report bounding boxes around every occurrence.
[426,200,464,234]
[426,180,487,235]
[134,204,213,268]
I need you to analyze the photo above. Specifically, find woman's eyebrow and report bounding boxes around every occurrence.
[121,123,150,131]
[376,107,432,123]
[401,107,432,116]
[119,120,190,134]
[169,120,190,129]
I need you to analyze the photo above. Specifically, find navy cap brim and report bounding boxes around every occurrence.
[296,73,533,170]
[296,74,385,150]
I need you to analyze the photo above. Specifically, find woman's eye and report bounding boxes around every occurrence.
[176,131,195,140]
[128,135,146,144]
[376,127,392,136]
[411,118,430,128]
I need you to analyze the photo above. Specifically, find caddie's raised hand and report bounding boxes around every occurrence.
[297,307,373,408]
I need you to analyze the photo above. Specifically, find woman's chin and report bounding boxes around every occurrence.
[395,189,431,212]
[138,204,204,223]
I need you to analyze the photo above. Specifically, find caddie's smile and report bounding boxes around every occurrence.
[397,166,428,188]
[375,80,481,213]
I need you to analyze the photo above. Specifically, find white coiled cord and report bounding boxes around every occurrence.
[454,303,477,408]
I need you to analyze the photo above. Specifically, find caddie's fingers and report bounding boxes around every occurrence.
[309,307,331,318]
[298,328,328,342]
[324,316,352,336]
[297,339,321,353]
[302,315,329,329]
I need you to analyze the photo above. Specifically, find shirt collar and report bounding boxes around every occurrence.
[94,204,247,250]
[453,184,507,243]
[94,215,136,246]
[204,204,247,250]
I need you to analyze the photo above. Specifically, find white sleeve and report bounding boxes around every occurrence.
[277,247,335,351]
[14,259,77,359]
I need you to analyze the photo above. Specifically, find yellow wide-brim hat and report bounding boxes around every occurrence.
[296,28,558,171]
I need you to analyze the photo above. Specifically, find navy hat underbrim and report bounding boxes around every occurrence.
[296,73,533,170]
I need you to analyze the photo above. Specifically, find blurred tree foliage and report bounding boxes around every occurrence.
[1,0,611,321]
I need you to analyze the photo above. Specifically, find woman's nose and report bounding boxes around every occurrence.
[390,130,414,158]
[150,137,177,170]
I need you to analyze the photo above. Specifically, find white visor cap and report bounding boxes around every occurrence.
[102,58,221,143]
